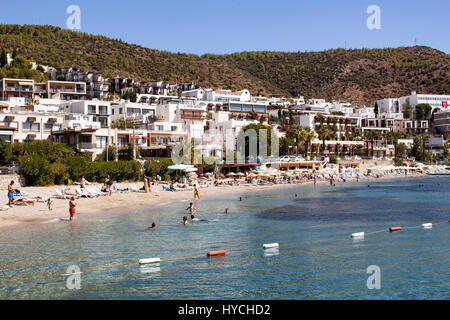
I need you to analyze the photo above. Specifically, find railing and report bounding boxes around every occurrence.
[78,143,97,150]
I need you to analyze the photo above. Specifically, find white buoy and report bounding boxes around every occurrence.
[139,258,161,265]
[351,232,365,238]
[422,223,432,229]
[263,243,279,249]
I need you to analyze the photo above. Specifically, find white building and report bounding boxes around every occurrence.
[377,91,450,118]
[68,100,112,128]
[111,101,157,123]
[0,111,63,143]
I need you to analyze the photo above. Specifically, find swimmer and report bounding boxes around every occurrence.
[185,202,196,215]
[183,216,188,225]
[239,197,243,201]
[191,214,201,222]
[225,208,229,214]
[149,222,156,230]
[295,194,298,198]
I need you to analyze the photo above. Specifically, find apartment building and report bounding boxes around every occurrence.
[0,111,63,143]
[360,117,428,134]
[34,80,86,100]
[111,101,157,123]
[377,92,450,118]
[68,100,112,128]
[433,111,450,140]
[0,78,34,102]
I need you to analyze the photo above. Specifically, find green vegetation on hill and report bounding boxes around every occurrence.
[0,48,48,82]
[0,24,449,105]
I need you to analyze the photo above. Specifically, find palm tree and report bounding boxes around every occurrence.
[316,124,330,153]
[300,127,315,160]
[386,131,401,160]
[286,125,302,156]
[363,131,374,157]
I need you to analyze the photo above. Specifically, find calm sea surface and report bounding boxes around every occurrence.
[0,176,449,299]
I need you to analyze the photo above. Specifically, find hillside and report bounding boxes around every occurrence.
[0,24,449,105]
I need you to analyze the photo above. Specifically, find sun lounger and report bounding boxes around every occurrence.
[54,189,72,199]
[12,199,35,206]
[92,185,109,196]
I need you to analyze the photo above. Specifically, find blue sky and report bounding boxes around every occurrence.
[2,0,449,54]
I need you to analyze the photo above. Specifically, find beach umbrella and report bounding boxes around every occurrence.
[184,167,198,173]
[227,172,236,177]
[168,164,192,170]
[237,172,245,177]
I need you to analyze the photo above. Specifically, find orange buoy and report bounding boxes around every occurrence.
[389,227,402,232]
[207,250,226,257]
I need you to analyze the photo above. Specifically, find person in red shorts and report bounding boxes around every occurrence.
[69,197,77,221]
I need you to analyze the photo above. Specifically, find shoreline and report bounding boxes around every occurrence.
[0,173,428,230]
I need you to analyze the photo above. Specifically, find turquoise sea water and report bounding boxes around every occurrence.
[0,176,449,299]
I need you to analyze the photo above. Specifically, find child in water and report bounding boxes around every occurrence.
[183,216,188,225]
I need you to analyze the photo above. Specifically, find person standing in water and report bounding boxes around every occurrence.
[186,202,199,220]
[194,184,200,199]
[69,197,77,221]
[183,216,189,225]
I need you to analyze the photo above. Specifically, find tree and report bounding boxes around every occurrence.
[316,124,330,153]
[96,146,118,162]
[299,126,315,159]
[0,139,13,165]
[397,143,408,158]
[386,131,401,160]
[279,136,293,156]
[122,91,137,102]
[237,123,274,159]
[410,134,431,162]
[0,49,7,67]
[286,125,302,156]
[415,103,432,120]
[403,104,412,119]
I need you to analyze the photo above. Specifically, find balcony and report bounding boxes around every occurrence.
[78,143,97,150]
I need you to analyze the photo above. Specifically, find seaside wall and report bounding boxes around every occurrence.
[0,175,23,190]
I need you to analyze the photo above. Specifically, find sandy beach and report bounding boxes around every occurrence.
[0,173,426,229]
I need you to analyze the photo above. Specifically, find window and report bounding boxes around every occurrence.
[171,126,178,131]
[88,105,97,114]
[156,125,163,131]
[119,108,123,114]
[0,135,12,143]
[23,123,40,132]
[98,117,108,127]
[99,105,108,114]
[96,136,107,148]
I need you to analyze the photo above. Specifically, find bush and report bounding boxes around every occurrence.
[49,162,70,185]
[329,154,338,164]
[0,139,12,165]
[85,161,141,183]
[95,146,118,162]
[118,146,140,161]
[62,156,90,182]
[18,154,51,186]
[144,158,174,181]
